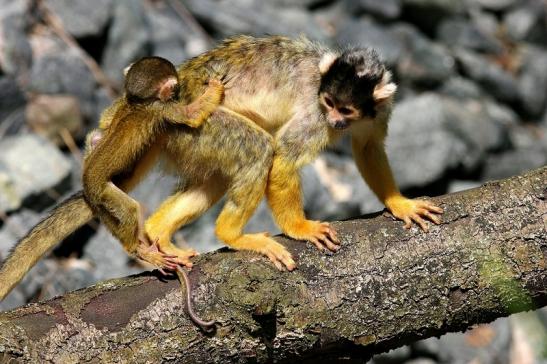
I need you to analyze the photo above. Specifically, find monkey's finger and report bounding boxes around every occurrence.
[266,253,284,271]
[420,210,442,225]
[309,237,326,252]
[402,216,413,229]
[319,223,340,244]
[411,214,429,232]
[418,201,444,214]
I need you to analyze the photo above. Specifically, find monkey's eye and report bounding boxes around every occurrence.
[324,96,334,108]
[338,107,353,116]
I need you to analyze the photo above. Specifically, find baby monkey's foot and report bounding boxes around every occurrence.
[387,197,443,232]
[136,238,179,275]
[287,220,340,252]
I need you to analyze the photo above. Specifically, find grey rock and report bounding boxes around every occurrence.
[101,0,149,86]
[393,24,455,86]
[39,261,97,301]
[343,0,402,19]
[476,0,519,11]
[44,0,113,38]
[145,3,190,65]
[437,18,503,54]
[455,48,519,104]
[0,135,72,212]
[0,77,27,136]
[387,94,507,188]
[0,3,33,76]
[184,0,328,41]
[481,125,547,181]
[400,0,464,34]
[336,19,404,66]
[414,318,511,364]
[371,345,411,364]
[0,209,41,257]
[28,50,97,121]
[448,180,481,193]
[504,2,547,44]
[266,0,327,8]
[83,226,142,281]
[517,46,547,118]
[440,76,483,100]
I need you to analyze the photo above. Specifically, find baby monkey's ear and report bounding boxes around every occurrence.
[373,71,397,104]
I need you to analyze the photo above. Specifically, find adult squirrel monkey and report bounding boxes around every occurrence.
[143,36,443,269]
[0,57,225,300]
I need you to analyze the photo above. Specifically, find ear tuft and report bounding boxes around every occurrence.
[319,52,338,75]
[373,71,397,101]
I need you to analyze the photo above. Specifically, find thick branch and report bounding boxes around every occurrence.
[0,167,545,363]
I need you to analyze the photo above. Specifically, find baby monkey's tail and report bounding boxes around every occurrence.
[0,191,93,300]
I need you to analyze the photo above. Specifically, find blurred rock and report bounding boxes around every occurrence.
[145,1,190,64]
[387,94,507,188]
[343,0,402,20]
[393,24,455,86]
[101,0,149,86]
[481,124,547,180]
[0,1,33,76]
[440,76,483,100]
[28,50,97,121]
[0,209,41,257]
[267,0,327,8]
[0,77,27,136]
[336,18,404,66]
[448,180,481,193]
[26,94,84,145]
[455,48,519,104]
[44,0,113,38]
[437,18,503,54]
[503,2,547,44]
[0,134,71,212]
[400,0,464,34]
[39,259,97,301]
[413,319,512,364]
[370,345,411,364]
[83,226,142,281]
[185,0,328,41]
[517,45,547,118]
[476,0,519,11]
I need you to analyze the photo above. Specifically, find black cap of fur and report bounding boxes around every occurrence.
[319,48,385,118]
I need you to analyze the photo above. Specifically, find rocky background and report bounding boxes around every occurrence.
[0,0,545,362]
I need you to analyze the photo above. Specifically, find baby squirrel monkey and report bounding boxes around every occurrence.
[83,56,224,274]
[142,36,443,271]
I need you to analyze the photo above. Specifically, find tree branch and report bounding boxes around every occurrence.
[0,167,545,363]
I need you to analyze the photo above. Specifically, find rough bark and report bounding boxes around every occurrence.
[0,167,545,364]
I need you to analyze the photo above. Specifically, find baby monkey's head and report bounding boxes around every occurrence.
[124,56,180,105]
[319,48,397,130]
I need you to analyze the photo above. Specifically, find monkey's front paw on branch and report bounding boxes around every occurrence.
[286,220,340,252]
[386,197,443,232]
[158,243,199,269]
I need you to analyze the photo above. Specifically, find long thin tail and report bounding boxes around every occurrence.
[0,191,93,300]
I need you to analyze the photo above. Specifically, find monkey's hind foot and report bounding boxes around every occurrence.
[225,233,296,271]
[286,220,340,253]
[136,239,180,275]
[386,196,443,232]
[159,243,199,269]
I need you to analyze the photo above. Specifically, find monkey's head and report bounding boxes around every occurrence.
[124,56,180,105]
[318,48,397,130]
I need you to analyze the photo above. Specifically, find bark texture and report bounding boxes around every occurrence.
[0,167,545,363]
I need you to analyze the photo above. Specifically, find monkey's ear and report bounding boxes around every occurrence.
[319,52,338,75]
[373,71,397,103]
[123,62,135,77]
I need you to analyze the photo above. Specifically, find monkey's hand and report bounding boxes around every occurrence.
[285,220,340,253]
[155,241,199,269]
[385,196,443,232]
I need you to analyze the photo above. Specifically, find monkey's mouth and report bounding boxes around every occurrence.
[331,120,349,130]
